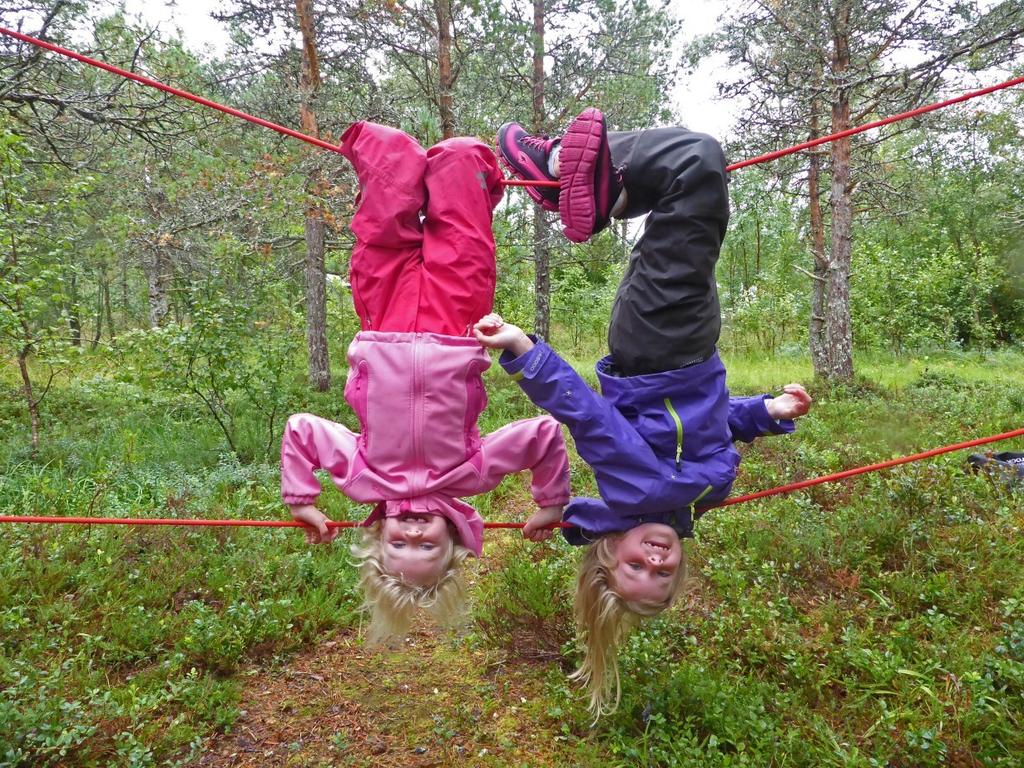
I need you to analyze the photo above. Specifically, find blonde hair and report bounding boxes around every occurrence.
[570,533,689,717]
[350,522,471,644]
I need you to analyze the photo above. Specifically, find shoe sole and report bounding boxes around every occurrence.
[559,108,610,243]
[496,124,559,212]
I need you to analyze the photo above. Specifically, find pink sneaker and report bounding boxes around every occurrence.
[558,108,623,243]
[495,122,559,211]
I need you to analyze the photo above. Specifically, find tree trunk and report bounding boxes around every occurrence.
[121,254,130,327]
[826,5,854,382]
[91,273,103,349]
[68,269,81,346]
[533,206,551,339]
[141,169,172,328]
[807,117,829,377]
[304,217,330,386]
[754,214,762,274]
[5,222,41,453]
[141,248,171,328]
[434,0,455,138]
[17,345,40,454]
[103,278,115,340]
[531,0,551,339]
[296,0,330,391]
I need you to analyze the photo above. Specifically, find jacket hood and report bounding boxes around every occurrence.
[595,351,726,410]
[596,350,732,464]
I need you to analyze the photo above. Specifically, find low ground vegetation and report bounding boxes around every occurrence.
[1,341,1022,767]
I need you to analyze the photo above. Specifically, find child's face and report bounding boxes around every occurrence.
[381,513,452,587]
[610,523,682,604]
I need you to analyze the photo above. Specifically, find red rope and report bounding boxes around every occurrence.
[2,427,1020,531]
[0,26,556,188]
[0,516,571,529]
[500,178,559,189]
[703,426,1024,511]
[0,26,346,155]
[725,75,1024,172]
[2,26,1020,185]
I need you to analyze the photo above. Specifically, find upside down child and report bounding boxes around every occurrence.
[478,108,812,715]
[280,123,570,642]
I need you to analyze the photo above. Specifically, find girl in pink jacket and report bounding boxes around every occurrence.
[280,122,571,642]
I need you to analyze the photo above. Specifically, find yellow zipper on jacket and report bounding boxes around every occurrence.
[689,484,714,518]
[664,397,684,470]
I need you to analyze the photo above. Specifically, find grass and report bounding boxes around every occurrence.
[1,342,1023,766]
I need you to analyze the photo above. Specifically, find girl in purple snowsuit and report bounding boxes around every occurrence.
[480,108,812,715]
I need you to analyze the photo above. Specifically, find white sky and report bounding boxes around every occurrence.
[130,0,738,137]
[665,0,737,137]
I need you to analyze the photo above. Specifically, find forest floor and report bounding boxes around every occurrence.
[190,624,604,768]
[189,523,606,768]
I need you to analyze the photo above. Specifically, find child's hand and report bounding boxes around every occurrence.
[289,504,339,545]
[473,313,534,356]
[522,505,564,542]
[766,383,812,421]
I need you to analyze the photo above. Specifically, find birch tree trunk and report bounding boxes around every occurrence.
[104,278,114,340]
[531,0,552,340]
[5,223,41,453]
[826,2,854,382]
[68,269,81,347]
[141,248,171,328]
[141,171,172,328]
[296,0,330,392]
[807,111,829,377]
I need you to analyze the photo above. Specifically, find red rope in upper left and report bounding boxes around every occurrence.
[0,26,348,155]
[4,26,1022,187]
[0,25,559,189]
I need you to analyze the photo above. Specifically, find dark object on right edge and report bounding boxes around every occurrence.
[967,452,1024,488]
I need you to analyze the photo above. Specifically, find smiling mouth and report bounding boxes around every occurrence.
[400,514,430,524]
[644,540,670,551]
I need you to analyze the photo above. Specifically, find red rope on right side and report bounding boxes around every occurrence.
[705,426,1024,511]
[1,427,1020,530]
[725,75,1024,172]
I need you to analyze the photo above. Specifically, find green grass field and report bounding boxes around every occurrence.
[1,345,1022,767]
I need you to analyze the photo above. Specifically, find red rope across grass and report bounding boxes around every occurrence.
[2,427,1020,531]
[2,26,1022,185]
[703,426,1024,511]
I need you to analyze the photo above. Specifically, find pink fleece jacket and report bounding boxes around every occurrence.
[280,331,571,556]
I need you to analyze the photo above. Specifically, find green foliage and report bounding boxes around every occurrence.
[0,416,361,764]
[477,352,1024,767]
[473,540,575,660]
[551,258,620,349]
[853,240,1005,351]
[718,170,809,357]
[112,250,304,462]
[0,126,82,402]
[722,278,803,357]
[3,319,1024,765]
